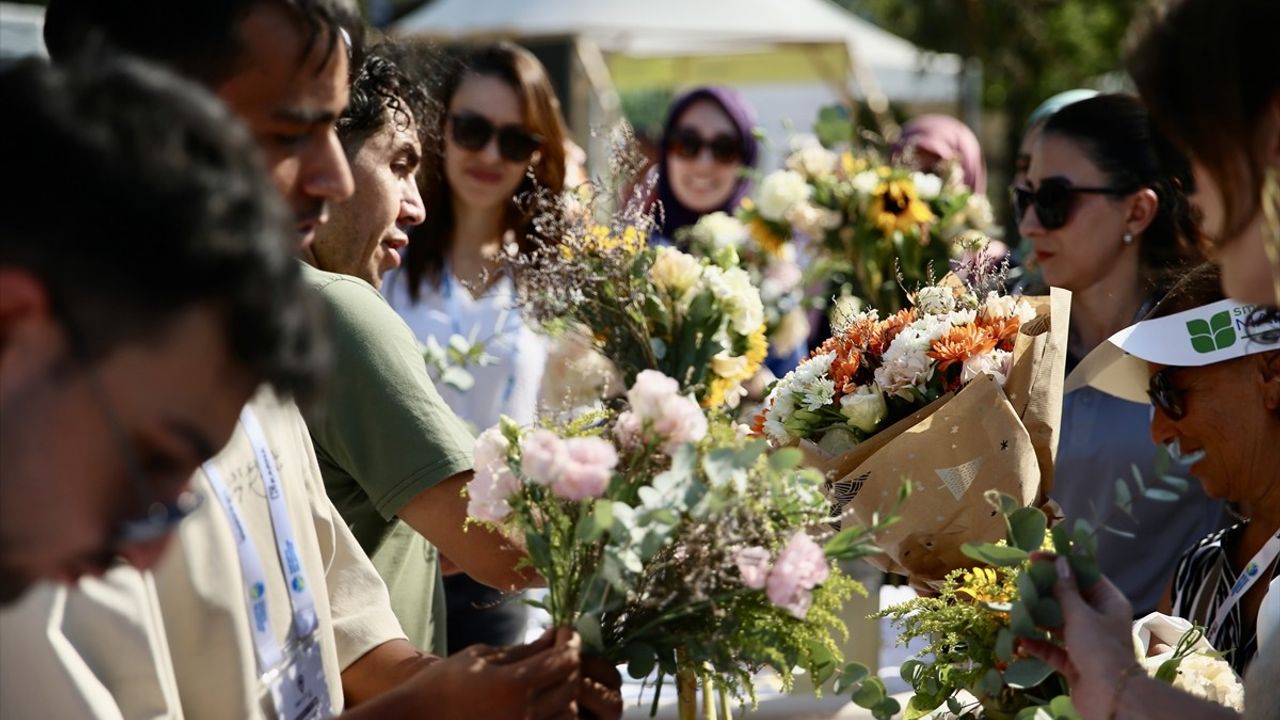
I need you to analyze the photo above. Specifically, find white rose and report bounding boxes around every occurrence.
[913,285,956,315]
[786,202,841,237]
[850,170,881,196]
[691,212,748,251]
[757,170,811,222]
[911,172,944,200]
[651,246,703,297]
[786,144,839,179]
[840,384,888,433]
[1160,654,1245,711]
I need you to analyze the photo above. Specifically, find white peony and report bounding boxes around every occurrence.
[757,170,812,222]
[911,172,944,200]
[690,212,748,252]
[840,383,888,433]
[650,245,703,297]
[913,285,956,315]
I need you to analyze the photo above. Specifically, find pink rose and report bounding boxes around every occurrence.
[613,410,644,448]
[466,464,520,523]
[626,370,682,418]
[735,546,772,590]
[550,437,619,501]
[765,532,830,619]
[520,429,568,485]
[650,395,708,454]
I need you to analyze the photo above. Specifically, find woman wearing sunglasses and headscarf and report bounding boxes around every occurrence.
[382,41,568,656]
[1016,93,1227,618]
[651,86,759,245]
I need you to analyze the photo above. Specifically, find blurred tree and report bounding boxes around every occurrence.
[838,0,1138,236]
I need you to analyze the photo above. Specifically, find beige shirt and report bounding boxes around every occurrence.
[0,389,406,719]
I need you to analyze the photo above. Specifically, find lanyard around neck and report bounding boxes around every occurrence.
[203,406,319,676]
[1209,529,1280,640]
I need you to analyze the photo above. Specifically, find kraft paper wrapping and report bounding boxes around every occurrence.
[802,288,1071,586]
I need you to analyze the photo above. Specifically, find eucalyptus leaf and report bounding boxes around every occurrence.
[1160,475,1191,493]
[1004,658,1054,689]
[1028,559,1057,592]
[1051,524,1070,556]
[1010,601,1036,636]
[874,698,902,720]
[851,677,887,707]
[1069,553,1101,589]
[1114,478,1133,514]
[623,642,657,679]
[834,663,869,694]
[769,447,804,472]
[904,694,943,720]
[962,542,1029,567]
[1049,694,1083,719]
[1143,488,1181,502]
[1009,507,1047,552]
[574,613,604,652]
[1017,572,1040,606]
[1032,598,1064,628]
[996,628,1015,662]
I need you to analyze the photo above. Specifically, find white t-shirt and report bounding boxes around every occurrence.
[0,388,406,719]
[383,267,547,431]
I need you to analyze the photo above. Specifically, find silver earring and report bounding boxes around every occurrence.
[1123,231,1134,246]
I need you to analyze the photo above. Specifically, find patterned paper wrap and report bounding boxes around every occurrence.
[801,288,1070,587]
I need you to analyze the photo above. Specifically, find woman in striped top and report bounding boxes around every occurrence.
[1144,265,1280,675]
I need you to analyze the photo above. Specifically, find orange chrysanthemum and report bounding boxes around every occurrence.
[816,333,865,394]
[977,314,1022,350]
[929,325,998,373]
[871,308,918,356]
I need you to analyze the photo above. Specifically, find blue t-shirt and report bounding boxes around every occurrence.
[1052,386,1227,615]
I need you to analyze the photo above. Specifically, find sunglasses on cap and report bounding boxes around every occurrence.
[1011,177,1135,230]
[669,128,743,165]
[450,112,544,164]
[1147,366,1185,421]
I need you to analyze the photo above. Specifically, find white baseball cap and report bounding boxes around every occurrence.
[1065,299,1280,404]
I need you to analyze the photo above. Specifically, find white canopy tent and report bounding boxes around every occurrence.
[394,0,969,171]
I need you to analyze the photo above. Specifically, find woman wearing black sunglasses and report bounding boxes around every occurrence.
[383,41,569,655]
[1021,94,1226,618]
[651,86,758,243]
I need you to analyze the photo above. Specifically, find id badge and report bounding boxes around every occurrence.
[268,636,332,720]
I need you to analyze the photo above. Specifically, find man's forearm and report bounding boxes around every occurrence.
[398,472,542,591]
[341,639,437,707]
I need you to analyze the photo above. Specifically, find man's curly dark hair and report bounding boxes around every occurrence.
[336,41,434,153]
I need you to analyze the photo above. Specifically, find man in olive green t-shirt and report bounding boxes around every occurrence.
[301,46,536,657]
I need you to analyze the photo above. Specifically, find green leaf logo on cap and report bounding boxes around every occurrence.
[1186,311,1236,353]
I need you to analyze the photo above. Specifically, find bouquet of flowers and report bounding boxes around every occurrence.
[756,274,1070,586]
[741,127,995,317]
[466,369,899,717]
[678,211,812,363]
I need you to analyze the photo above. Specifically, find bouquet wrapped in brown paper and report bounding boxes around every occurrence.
[755,278,1069,586]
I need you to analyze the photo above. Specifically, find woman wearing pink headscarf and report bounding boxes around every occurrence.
[892,114,987,194]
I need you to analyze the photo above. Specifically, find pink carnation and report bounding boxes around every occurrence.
[550,437,619,501]
[735,546,772,590]
[765,532,830,619]
[520,429,568,485]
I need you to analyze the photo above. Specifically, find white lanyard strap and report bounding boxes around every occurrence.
[239,406,319,640]
[1210,531,1280,639]
[204,462,284,675]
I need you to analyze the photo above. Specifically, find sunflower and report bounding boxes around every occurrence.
[929,325,997,373]
[703,325,769,409]
[561,224,644,260]
[870,178,936,236]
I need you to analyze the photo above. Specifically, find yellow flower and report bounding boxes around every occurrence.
[953,566,1015,606]
[748,217,786,256]
[560,225,645,260]
[870,178,936,236]
[702,325,768,409]
[840,152,865,177]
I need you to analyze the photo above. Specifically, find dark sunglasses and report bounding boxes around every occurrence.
[1147,367,1186,421]
[449,112,543,163]
[1011,177,1135,230]
[669,128,743,165]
